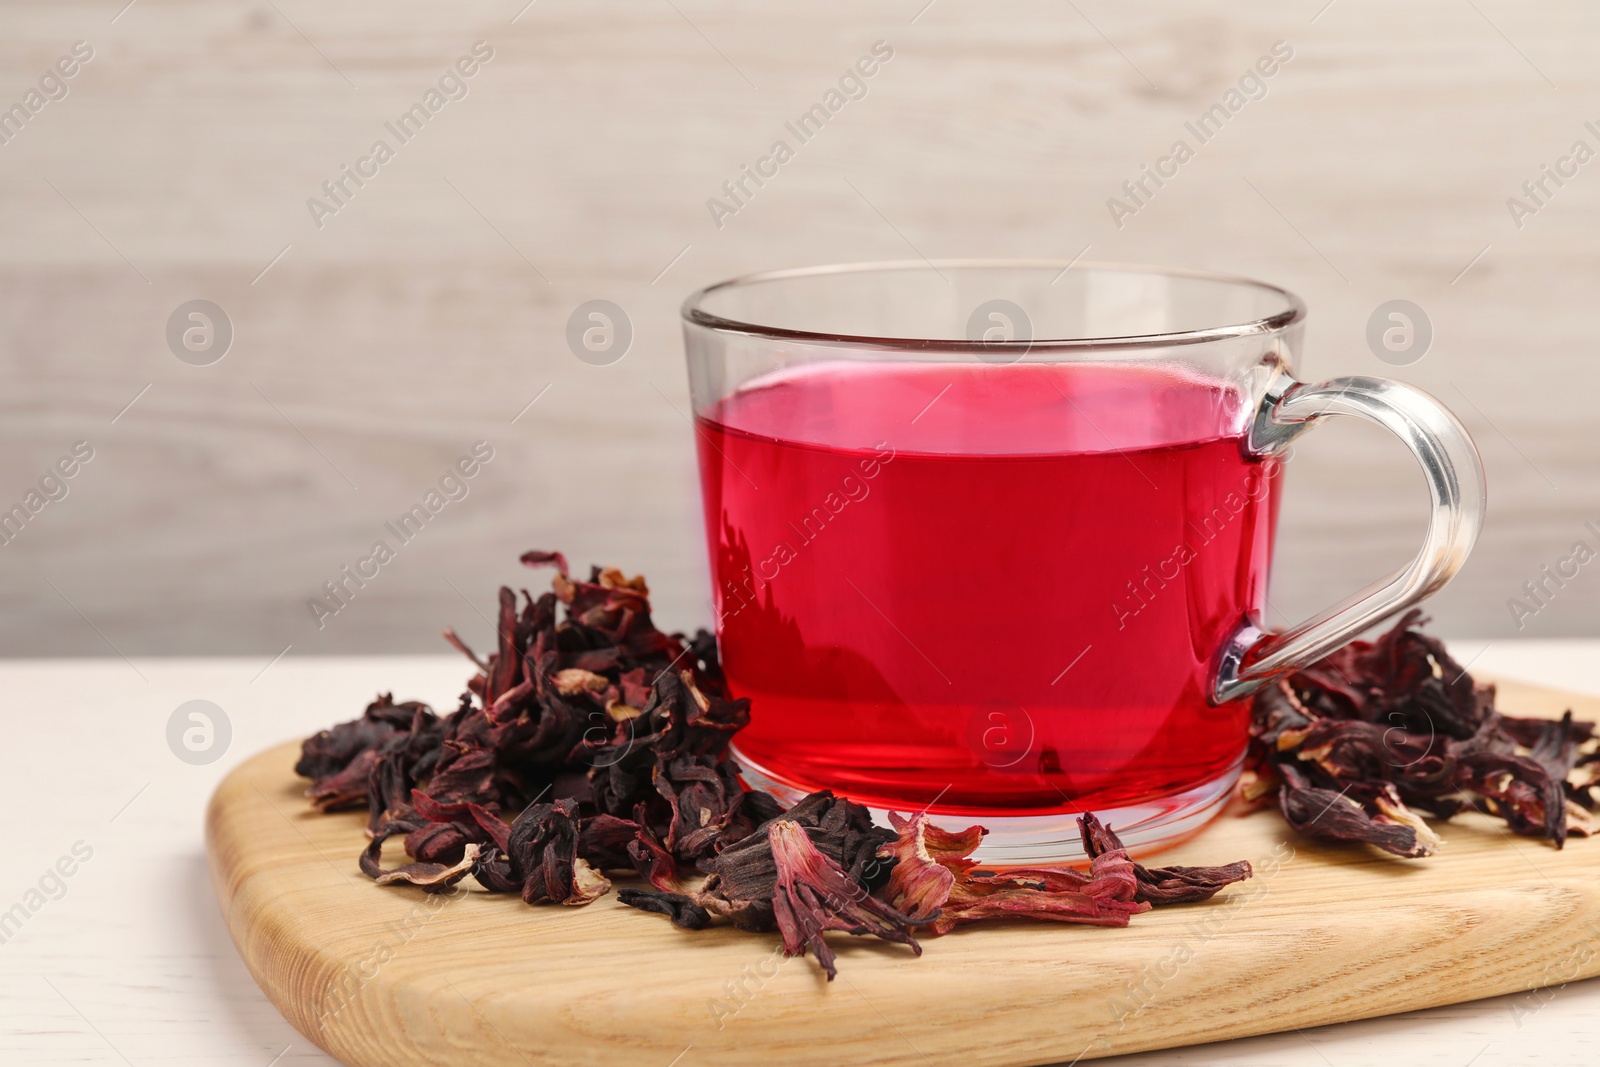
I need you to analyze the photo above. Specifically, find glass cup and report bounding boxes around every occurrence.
[681,260,1484,862]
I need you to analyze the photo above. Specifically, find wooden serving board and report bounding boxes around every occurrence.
[206,678,1600,1067]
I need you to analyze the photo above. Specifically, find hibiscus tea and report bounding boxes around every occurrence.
[695,360,1280,817]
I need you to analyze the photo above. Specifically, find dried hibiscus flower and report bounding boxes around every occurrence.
[767,820,921,979]
[617,789,898,939]
[876,811,1249,935]
[1249,610,1598,856]
[1078,813,1254,905]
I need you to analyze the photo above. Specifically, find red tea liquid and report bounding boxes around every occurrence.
[695,361,1278,816]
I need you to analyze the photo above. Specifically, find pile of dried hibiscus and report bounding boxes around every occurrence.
[297,551,1251,977]
[1248,608,1599,857]
[296,552,1590,976]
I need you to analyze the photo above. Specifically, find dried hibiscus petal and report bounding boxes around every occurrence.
[306,748,383,813]
[768,820,921,980]
[360,820,477,893]
[405,820,476,865]
[404,791,513,857]
[576,813,642,869]
[878,811,1241,936]
[469,846,520,893]
[1457,711,1577,846]
[504,798,612,905]
[374,843,481,890]
[1454,748,1563,843]
[519,548,569,575]
[296,694,434,781]
[877,812,971,922]
[707,791,896,911]
[626,830,682,892]
[617,887,712,930]
[1278,763,1437,858]
[1078,813,1253,905]
[929,848,1147,935]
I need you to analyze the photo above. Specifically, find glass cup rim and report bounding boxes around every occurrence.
[681,258,1307,353]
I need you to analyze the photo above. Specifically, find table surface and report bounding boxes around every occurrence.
[4,640,1599,1067]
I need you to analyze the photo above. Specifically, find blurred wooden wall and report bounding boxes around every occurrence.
[2,0,1597,657]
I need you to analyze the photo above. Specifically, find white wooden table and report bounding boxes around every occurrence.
[3,641,1598,1066]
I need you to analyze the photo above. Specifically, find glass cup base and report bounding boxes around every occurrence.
[729,746,1243,866]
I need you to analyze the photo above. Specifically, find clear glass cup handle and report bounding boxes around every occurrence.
[1212,373,1487,704]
